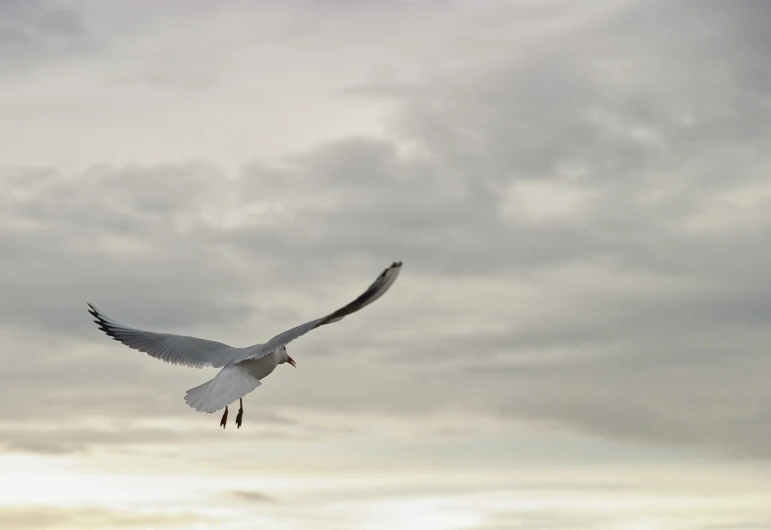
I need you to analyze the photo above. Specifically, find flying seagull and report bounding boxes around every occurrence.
[87,260,403,428]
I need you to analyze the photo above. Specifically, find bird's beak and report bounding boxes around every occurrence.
[287,356,296,368]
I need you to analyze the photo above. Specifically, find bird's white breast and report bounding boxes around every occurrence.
[238,350,281,381]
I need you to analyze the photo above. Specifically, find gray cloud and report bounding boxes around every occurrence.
[0,0,98,74]
[229,490,278,503]
[2,0,771,462]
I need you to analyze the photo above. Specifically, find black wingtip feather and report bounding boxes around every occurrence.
[314,260,403,328]
[87,303,122,342]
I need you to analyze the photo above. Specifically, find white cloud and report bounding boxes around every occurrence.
[502,179,600,224]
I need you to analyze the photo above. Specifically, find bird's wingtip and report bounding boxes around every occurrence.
[86,302,100,317]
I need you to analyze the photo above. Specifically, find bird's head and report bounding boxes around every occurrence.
[278,346,296,368]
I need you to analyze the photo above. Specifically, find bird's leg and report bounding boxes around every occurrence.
[220,406,228,429]
[236,398,244,429]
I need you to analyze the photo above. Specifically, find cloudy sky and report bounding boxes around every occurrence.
[2,0,771,528]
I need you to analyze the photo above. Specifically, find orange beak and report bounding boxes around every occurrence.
[287,356,296,368]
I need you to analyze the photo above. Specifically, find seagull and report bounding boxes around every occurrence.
[87,260,403,428]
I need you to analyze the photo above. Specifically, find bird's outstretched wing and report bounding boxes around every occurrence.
[87,303,245,368]
[88,260,403,368]
[236,260,403,363]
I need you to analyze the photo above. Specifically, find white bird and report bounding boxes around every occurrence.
[87,260,403,428]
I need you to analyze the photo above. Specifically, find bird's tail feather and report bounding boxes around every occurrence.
[184,364,261,413]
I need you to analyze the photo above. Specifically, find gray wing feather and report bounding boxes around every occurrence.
[87,303,245,368]
[87,260,402,368]
[237,260,403,363]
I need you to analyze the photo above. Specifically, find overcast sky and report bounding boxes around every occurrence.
[2,1,771,529]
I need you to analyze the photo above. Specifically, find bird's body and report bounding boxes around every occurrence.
[87,261,403,427]
[239,348,286,381]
